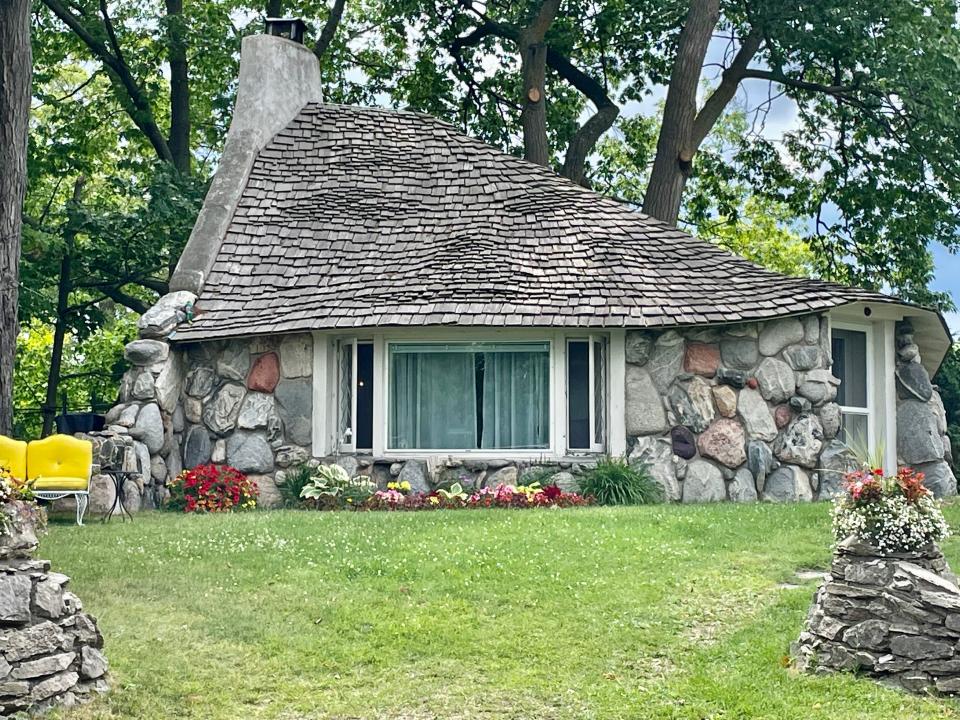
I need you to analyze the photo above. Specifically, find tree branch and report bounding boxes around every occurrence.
[42,0,175,165]
[314,0,346,60]
[691,28,762,150]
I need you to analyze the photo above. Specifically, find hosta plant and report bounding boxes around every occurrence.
[300,464,376,509]
[832,467,949,553]
[167,464,258,513]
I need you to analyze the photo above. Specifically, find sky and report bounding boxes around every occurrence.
[931,243,960,337]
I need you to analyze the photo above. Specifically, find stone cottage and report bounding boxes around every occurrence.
[100,20,955,509]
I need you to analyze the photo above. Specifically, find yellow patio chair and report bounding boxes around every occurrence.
[27,434,93,526]
[0,435,28,483]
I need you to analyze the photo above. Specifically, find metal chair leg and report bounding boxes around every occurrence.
[76,494,88,526]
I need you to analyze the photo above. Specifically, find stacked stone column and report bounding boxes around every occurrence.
[895,320,957,496]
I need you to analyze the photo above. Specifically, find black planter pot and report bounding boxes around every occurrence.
[55,412,105,434]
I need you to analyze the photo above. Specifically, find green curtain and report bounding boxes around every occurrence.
[480,351,549,449]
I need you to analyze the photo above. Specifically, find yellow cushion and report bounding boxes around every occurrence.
[30,476,90,491]
[0,435,28,481]
[27,435,92,486]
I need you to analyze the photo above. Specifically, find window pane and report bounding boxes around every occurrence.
[593,340,606,446]
[338,342,353,445]
[568,341,590,450]
[388,342,549,450]
[839,412,869,446]
[832,329,868,408]
[356,343,374,450]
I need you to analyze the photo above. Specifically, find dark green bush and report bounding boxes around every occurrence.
[577,456,662,505]
[278,463,315,508]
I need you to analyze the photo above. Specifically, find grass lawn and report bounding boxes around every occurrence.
[39,502,960,719]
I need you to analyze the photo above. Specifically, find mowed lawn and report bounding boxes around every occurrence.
[39,503,960,719]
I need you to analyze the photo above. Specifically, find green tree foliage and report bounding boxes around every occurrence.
[13,316,135,439]
[934,344,960,474]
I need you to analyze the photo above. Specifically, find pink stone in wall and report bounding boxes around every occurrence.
[697,418,747,468]
[684,342,720,377]
[746,377,759,390]
[247,352,280,393]
[774,404,793,429]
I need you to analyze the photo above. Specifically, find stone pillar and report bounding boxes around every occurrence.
[103,291,195,509]
[0,503,109,713]
[895,320,957,497]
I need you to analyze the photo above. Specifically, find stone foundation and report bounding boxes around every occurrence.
[0,506,108,714]
[793,538,960,694]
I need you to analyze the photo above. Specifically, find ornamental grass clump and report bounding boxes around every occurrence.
[831,466,949,553]
[577,456,662,506]
[167,464,259,513]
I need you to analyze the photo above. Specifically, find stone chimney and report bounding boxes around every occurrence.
[169,21,323,295]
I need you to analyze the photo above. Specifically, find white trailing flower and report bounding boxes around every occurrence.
[832,492,950,553]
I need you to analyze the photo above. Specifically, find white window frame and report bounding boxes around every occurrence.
[334,337,374,453]
[831,320,876,453]
[313,328,626,460]
[565,335,607,454]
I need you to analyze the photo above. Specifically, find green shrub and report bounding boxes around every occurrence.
[300,464,376,510]
[278,463,315,508]
[577,456,662,505]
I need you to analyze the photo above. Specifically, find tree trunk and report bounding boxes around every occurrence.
[642,0,720,224]
[518,0,561,168]
[165,0,191,175]
[266,0,282,16]
[41,179,84,438]
[0,0,31,436]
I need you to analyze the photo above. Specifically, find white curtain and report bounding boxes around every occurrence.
[480,351,549,449]
[389,350,478,449]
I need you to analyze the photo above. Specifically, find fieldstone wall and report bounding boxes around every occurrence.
[624,316,841,502]
[108,292,315,509]
[0,506,108,714]
[793,538,960,694]
[895,320,957,496]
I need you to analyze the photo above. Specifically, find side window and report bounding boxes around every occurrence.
[567,336,606,452]
[831,328,869,445]
[337,339,374,450]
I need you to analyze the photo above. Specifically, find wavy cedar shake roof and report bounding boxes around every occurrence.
[173,102,913,342]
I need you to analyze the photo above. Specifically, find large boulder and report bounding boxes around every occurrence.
[247,352,280,393]
[182,425,212,469]
[625,331,653,365]
[203,383,246,436]
[138,290,195,339]
[216,341,251,382]
[783,344,822,371]
[896,362,934,402]
[755,357,796,403]
[226,431,274,474]
[796,369,840,405]
[629,436,679,502]
[818,440,857,499]
[897,400,944,465]
[625,365,668,435]
[398,460,431,494]
[154,354,183,413]
[747,440,776,494]
[682,460,726,503]
[719,337,758,370]
[123,339,168,366]
[280,334,313,378]
[133,403,164,454]
[775,414,823,469]
[762,465,812,502]
[185,367,216,399]
[697,418,746,468]
[274,378,313,446]
[914,460,958,498]
[237,392,278,430]
[818,402,842,440]
[668,377,714,433]
[728,468,758,502]
[647,331,684,391]
[759,317,804,356]
[737,387,777,441]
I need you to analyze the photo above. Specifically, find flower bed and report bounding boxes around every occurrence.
[167,464,259,513]
[299,464,592,511]
[832,466,949,553]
